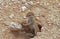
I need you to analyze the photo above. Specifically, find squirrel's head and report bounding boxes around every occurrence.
[26,12,34,17]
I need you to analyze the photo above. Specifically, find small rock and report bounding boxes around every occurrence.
[58,3,60,5]
[8,22,22,30]
[25,3,29,6]
[9,13,14,18]
[0,18,3,21]
[28,1,34,5]
[21,6,27,11]
[12,0,15,1]
[0,0,3,3]
[23,16,26,19]
[36,1,40,4]
[22,0,26,3]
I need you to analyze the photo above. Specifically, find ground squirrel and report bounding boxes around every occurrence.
[26,12,40,37]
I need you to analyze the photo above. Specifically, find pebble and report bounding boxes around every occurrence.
[36,1,40,4]
[25,3,29,6]
[22,0,26,3]
[0,18,3,21]
[23,15,26,19]
[21,6,27,11]
[9,13,14,18]
[28,1,34,5]
[0,0,3,3]
[46,3,50,5]
[12,0,15,1]
[8,22,22,29]
[58,3,60,5]
[5,5,8,7]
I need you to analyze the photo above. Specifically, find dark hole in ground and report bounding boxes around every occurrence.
[38,24,42,32]
[29,24,42,38]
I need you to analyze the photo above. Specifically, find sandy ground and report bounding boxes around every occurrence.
[0,0,60,39]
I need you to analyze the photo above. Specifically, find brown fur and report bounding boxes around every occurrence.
[26,12,40,36]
